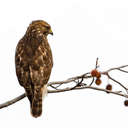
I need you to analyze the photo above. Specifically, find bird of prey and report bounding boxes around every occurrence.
[15,20,53,117]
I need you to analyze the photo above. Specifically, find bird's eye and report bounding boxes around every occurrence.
[45,26,50,29]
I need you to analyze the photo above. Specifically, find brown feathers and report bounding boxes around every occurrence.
[15,20,53,117]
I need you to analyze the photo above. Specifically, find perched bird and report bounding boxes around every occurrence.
[15,20,53,117]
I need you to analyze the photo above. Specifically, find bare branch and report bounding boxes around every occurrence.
[1,59,128,109]
[0,94,26,109]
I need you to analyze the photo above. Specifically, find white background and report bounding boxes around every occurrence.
[0,0,128,127]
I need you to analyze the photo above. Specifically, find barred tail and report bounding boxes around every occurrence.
[25,85,33,107]
[31,85,47,118]
[31,90,42,117]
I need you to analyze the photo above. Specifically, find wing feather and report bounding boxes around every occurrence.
[15,39,33,104]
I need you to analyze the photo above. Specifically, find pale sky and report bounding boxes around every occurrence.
[0,0,128,127]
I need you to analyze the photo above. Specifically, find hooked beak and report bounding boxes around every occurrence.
[49,28,53,35]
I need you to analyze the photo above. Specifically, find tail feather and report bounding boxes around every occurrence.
[31,85,47,118]
[25,85,33,107]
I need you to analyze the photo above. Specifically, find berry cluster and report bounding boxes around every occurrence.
[91,69,112,90]
[91,69,102,85]
[91,69,112,86]
[91,69,113,90]
[91,69,128,107]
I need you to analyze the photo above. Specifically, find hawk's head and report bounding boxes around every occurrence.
[26,20,53,37]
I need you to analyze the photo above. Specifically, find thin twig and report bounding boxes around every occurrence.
[107,73,128,91]
[95,57,99,69]
[118,69,128,73]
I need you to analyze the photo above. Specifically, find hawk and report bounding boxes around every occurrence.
[15,20,53,117]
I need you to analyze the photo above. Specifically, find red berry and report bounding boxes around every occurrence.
[106,84,112,91]
[95,78,102,85]
[91,69,98,77]
[96,72,101,78]
[124,100,128,106]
